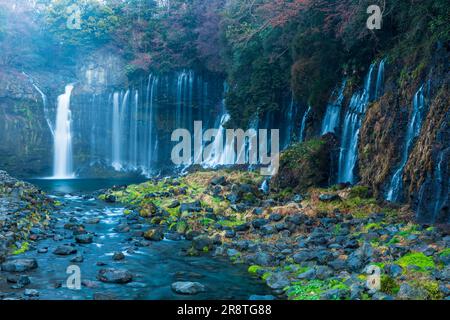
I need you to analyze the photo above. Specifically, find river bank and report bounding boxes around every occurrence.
[100,169,450,300]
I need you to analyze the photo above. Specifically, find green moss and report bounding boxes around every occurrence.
[12,242,29,255]
[381,275,399,295]
[218,219,245,228]
[262,272,271,281]
[396,252,435,273]
[365,222,382,232]
[248,265,262,274]
[286,280,325,300]
[349,186,370,199]
[439,248,450,258]
[413,280,443,300]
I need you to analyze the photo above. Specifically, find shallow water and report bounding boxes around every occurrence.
[1,180,271,300]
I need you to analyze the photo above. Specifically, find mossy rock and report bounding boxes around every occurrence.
[273,135,338,193]
[396,252,435,273]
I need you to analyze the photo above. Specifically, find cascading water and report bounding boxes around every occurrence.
[321,80,346,135]
[284,96,296,148]
[416,148,449,223]
[111,92,122,170]
[53,85,74,179]
[337,63,377,184]
[386,83,429,201]
[375,59,385,99]
[32,83,54,135]
[299,106,311,142]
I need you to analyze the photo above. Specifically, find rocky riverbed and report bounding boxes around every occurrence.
[100,169,450,300]
[0,169,449,300]
[0,171,271,300]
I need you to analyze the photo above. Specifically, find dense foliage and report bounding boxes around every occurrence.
[1,0,448,126]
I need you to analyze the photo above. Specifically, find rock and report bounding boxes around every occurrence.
[372,292,394,300]
[112,252,125,261]
[144,228,164,241]
[249,295,276,300]
[171,281,206,295]
[37,248,48,254]
[75,234,94,244]
[192,235,214,251]
[252,207,263,215]
[97,268,133,284]
[235,223,250,232]
[93,293,117,300]
[269,213,283,222]
[397,283,427,300]
[321,288,349,300]
[105,195,116,203]
[297,268,316,280]
[260,225,276,235]
[70,255,84,263]
[226,193,240,204]
[210,176,226,186]
[266,272,290,290]
[167,200,180,208]
[328,259,347,271]
[53,245,77,256]
[252,218,268,229]
[386,264,403,278]
[314,266,333,280]
[82,280,100,288]
[293,251,313,264]
[347,242,373,272]
[251,252,275,267]
[1,258,38,272]
[225,230,236,238]
[180,201,202,213]
[24,289,39,297]
[436,266,450,281]
[85,218,100,224]
[319,194,340,202]
[114,224,130,233]
[226,249,240,258]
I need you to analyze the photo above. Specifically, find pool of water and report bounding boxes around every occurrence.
[27,178,148,194]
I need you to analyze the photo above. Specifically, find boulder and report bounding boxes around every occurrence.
[1,259,38,272]
[97,268,133,284]
[171,281,206,295]
[53,245,77,256]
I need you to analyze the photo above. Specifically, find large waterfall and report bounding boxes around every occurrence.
[53,85,74,179]
[66,71,224,177]
[321,80,346,135]
[386,82,429,201]
[337,61,383,184]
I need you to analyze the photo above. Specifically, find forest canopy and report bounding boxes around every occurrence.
[1,0,448,126]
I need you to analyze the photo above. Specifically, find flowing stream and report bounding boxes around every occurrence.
[0,179,271,300]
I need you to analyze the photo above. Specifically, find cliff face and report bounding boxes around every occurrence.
[0,69,53,177]
[357,43,449,223]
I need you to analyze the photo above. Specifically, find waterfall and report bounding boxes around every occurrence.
[337,63,377,184]
[283,96,297,148]
[111,92,121,170]
[53,85,74,179]
[146,75,159,171]
[299,106,311,142]
[431,151,449,219]
[176,71,188,128]
[386,83,429,201]
[130,90,139,168]
[321,80,346,135]
[416,148,449,223]
[32,83,54,136]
